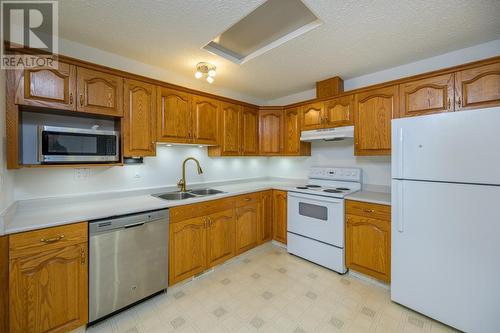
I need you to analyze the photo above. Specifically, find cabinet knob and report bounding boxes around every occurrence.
[69,93,73,104]
[363,209,375,213]
[79,94,84,107]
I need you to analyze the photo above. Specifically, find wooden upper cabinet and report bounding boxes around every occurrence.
[15,62,77,110]
[323,95,354,127]
[191,95,219,145]
[235,202,259,255]
[219,102,241,155]
[123,79,156,157]
[259,109,283,155]
[157,87,192,143]
[273,190,287,244]
[76,67,123,117]
[354,85,398,156]
[241,107,259,155]
[301,102,324,130]
[283,107,310,156]
[455,62,500,111]
[206,209,235,268]
[399,73,454,118]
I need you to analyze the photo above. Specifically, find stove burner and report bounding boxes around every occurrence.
[323,189,343,193]
[296,186,308,189]
[336,187,350,191]
[306,185,321,188]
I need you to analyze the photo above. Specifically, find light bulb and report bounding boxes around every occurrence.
[208,69,216,77]
[194,71,202,79]
[206,76,214,84]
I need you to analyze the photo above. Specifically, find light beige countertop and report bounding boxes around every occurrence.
[345,184,391,205]
[0,178,303,236]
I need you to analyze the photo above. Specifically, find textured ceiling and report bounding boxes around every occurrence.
[59,0,500,101]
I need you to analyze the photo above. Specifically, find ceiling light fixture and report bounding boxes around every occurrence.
[194,62,217,84]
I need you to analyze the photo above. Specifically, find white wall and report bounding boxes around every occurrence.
[13,146,268,200]
[0,70,14,212]
[268,141,391,186]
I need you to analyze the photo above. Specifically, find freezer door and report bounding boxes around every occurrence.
[392,107,500,185]
[391,180,500,333]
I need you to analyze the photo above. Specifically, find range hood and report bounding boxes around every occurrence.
[300,126,354,142]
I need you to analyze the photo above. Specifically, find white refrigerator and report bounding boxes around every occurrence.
[391,107,500,333]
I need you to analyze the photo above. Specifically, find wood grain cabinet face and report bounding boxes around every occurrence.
[157,87,192,143]
[455,62,500,110]
[399,73,454,118]
[191,95,219,145]
[259,191,273,244]
[123,79,156,157]
[301,102,324,130]
[219,102,241,155]
[206,210,235,268]
[354,85,398,156]
[323,95,354,127]
[259,110,283,155]
[76,67,123,117]
[235,203,259,255]
[169,217,207,285]
[273,190,287,244]
[241,107,259,155]
[283,107,301,155]
[15,62,77,110]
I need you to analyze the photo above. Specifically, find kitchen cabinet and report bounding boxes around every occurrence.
[235,202,259,255]
[259,191,273,244]
[191,95,219,145]
[354,85,398,156]
[206,209,235,268]
[241,107,260,155]
[301,102,324,130]
[259,108,283,155]
[399,73,454,118]
[169,216,207,285]
[323,95,354,127]
[283,107,311,156]
[345,200,391,282]
[455,62,500,111]
[14,62,77,111]
[76,67,123,117]
[123,79,156,157]
[157,87,192,144]
[273,190,287,244]
[8,223,88,333]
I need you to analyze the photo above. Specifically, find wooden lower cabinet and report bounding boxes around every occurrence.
[8,222,88,333]
[206,210,235,268]
[235,203,259,255]
[272,190,287,244]
[345,200,391,282]
[258,191,273,244]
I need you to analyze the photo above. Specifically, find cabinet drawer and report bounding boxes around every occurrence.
[234,192,260,207]
[170,197,234,223]
[346,200,391,221]
[9,222,87,258]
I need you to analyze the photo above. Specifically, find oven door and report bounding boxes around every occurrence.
[38,126,119,163]
[287,192,344,247]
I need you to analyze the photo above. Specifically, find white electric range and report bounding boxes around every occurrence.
[285,167,362,273]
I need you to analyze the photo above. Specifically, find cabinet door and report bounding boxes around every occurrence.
[259,191,273,244]
[206,209,235,267]
[235,203,259,254]
[301,102,324,130]
[15,62,77,110]
[76,67,123,116]
[219,102,241,155]
[123,79,156,157]
[273,190,287,244]
[9,243,88,333]
[346,214,391,282]
[259,109,283,155]
[323,95,354,127]
[241,107,259,155]
[169,217,207,285]
[399,73,454,118]
[157,87,192,143]
[283,107,310,156]
[191,95,219,145]
[455,62,500,111]
[354,85,398,156]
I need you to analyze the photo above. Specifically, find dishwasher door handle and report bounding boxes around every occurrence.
[124,222,145,229]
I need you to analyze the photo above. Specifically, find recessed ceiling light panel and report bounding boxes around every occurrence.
[203,0,321,64]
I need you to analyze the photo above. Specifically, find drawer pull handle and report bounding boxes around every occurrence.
[244,198,252,201]
[363,209,375,213]
[40,234,65,244]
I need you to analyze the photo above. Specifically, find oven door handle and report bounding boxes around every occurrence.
[288,192,343,204]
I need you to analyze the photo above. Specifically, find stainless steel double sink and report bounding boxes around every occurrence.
[153,188,225,201]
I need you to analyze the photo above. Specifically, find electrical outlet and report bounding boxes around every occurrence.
[74,168,90,180]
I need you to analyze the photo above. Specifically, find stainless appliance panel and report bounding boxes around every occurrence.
[89,209,169,322]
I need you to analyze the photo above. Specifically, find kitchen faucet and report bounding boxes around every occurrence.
[177,157,203,192]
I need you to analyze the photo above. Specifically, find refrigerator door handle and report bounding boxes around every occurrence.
[398,127,404,178]
[397,181,404,232]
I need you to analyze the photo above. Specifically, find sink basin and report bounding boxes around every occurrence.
[189,188,225,196]
[154,192,196,200]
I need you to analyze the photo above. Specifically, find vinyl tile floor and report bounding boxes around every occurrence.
[84,243,458,333]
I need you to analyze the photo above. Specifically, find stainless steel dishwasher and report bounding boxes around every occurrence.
[89,209,169,323]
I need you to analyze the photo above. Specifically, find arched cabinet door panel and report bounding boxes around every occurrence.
[301,102,324,130]
[157,87,192,143]
[191,95,219,145]
[324,95,354,127]
[456,62,500,111]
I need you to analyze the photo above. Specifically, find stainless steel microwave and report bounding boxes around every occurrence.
[38,126,119,163]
